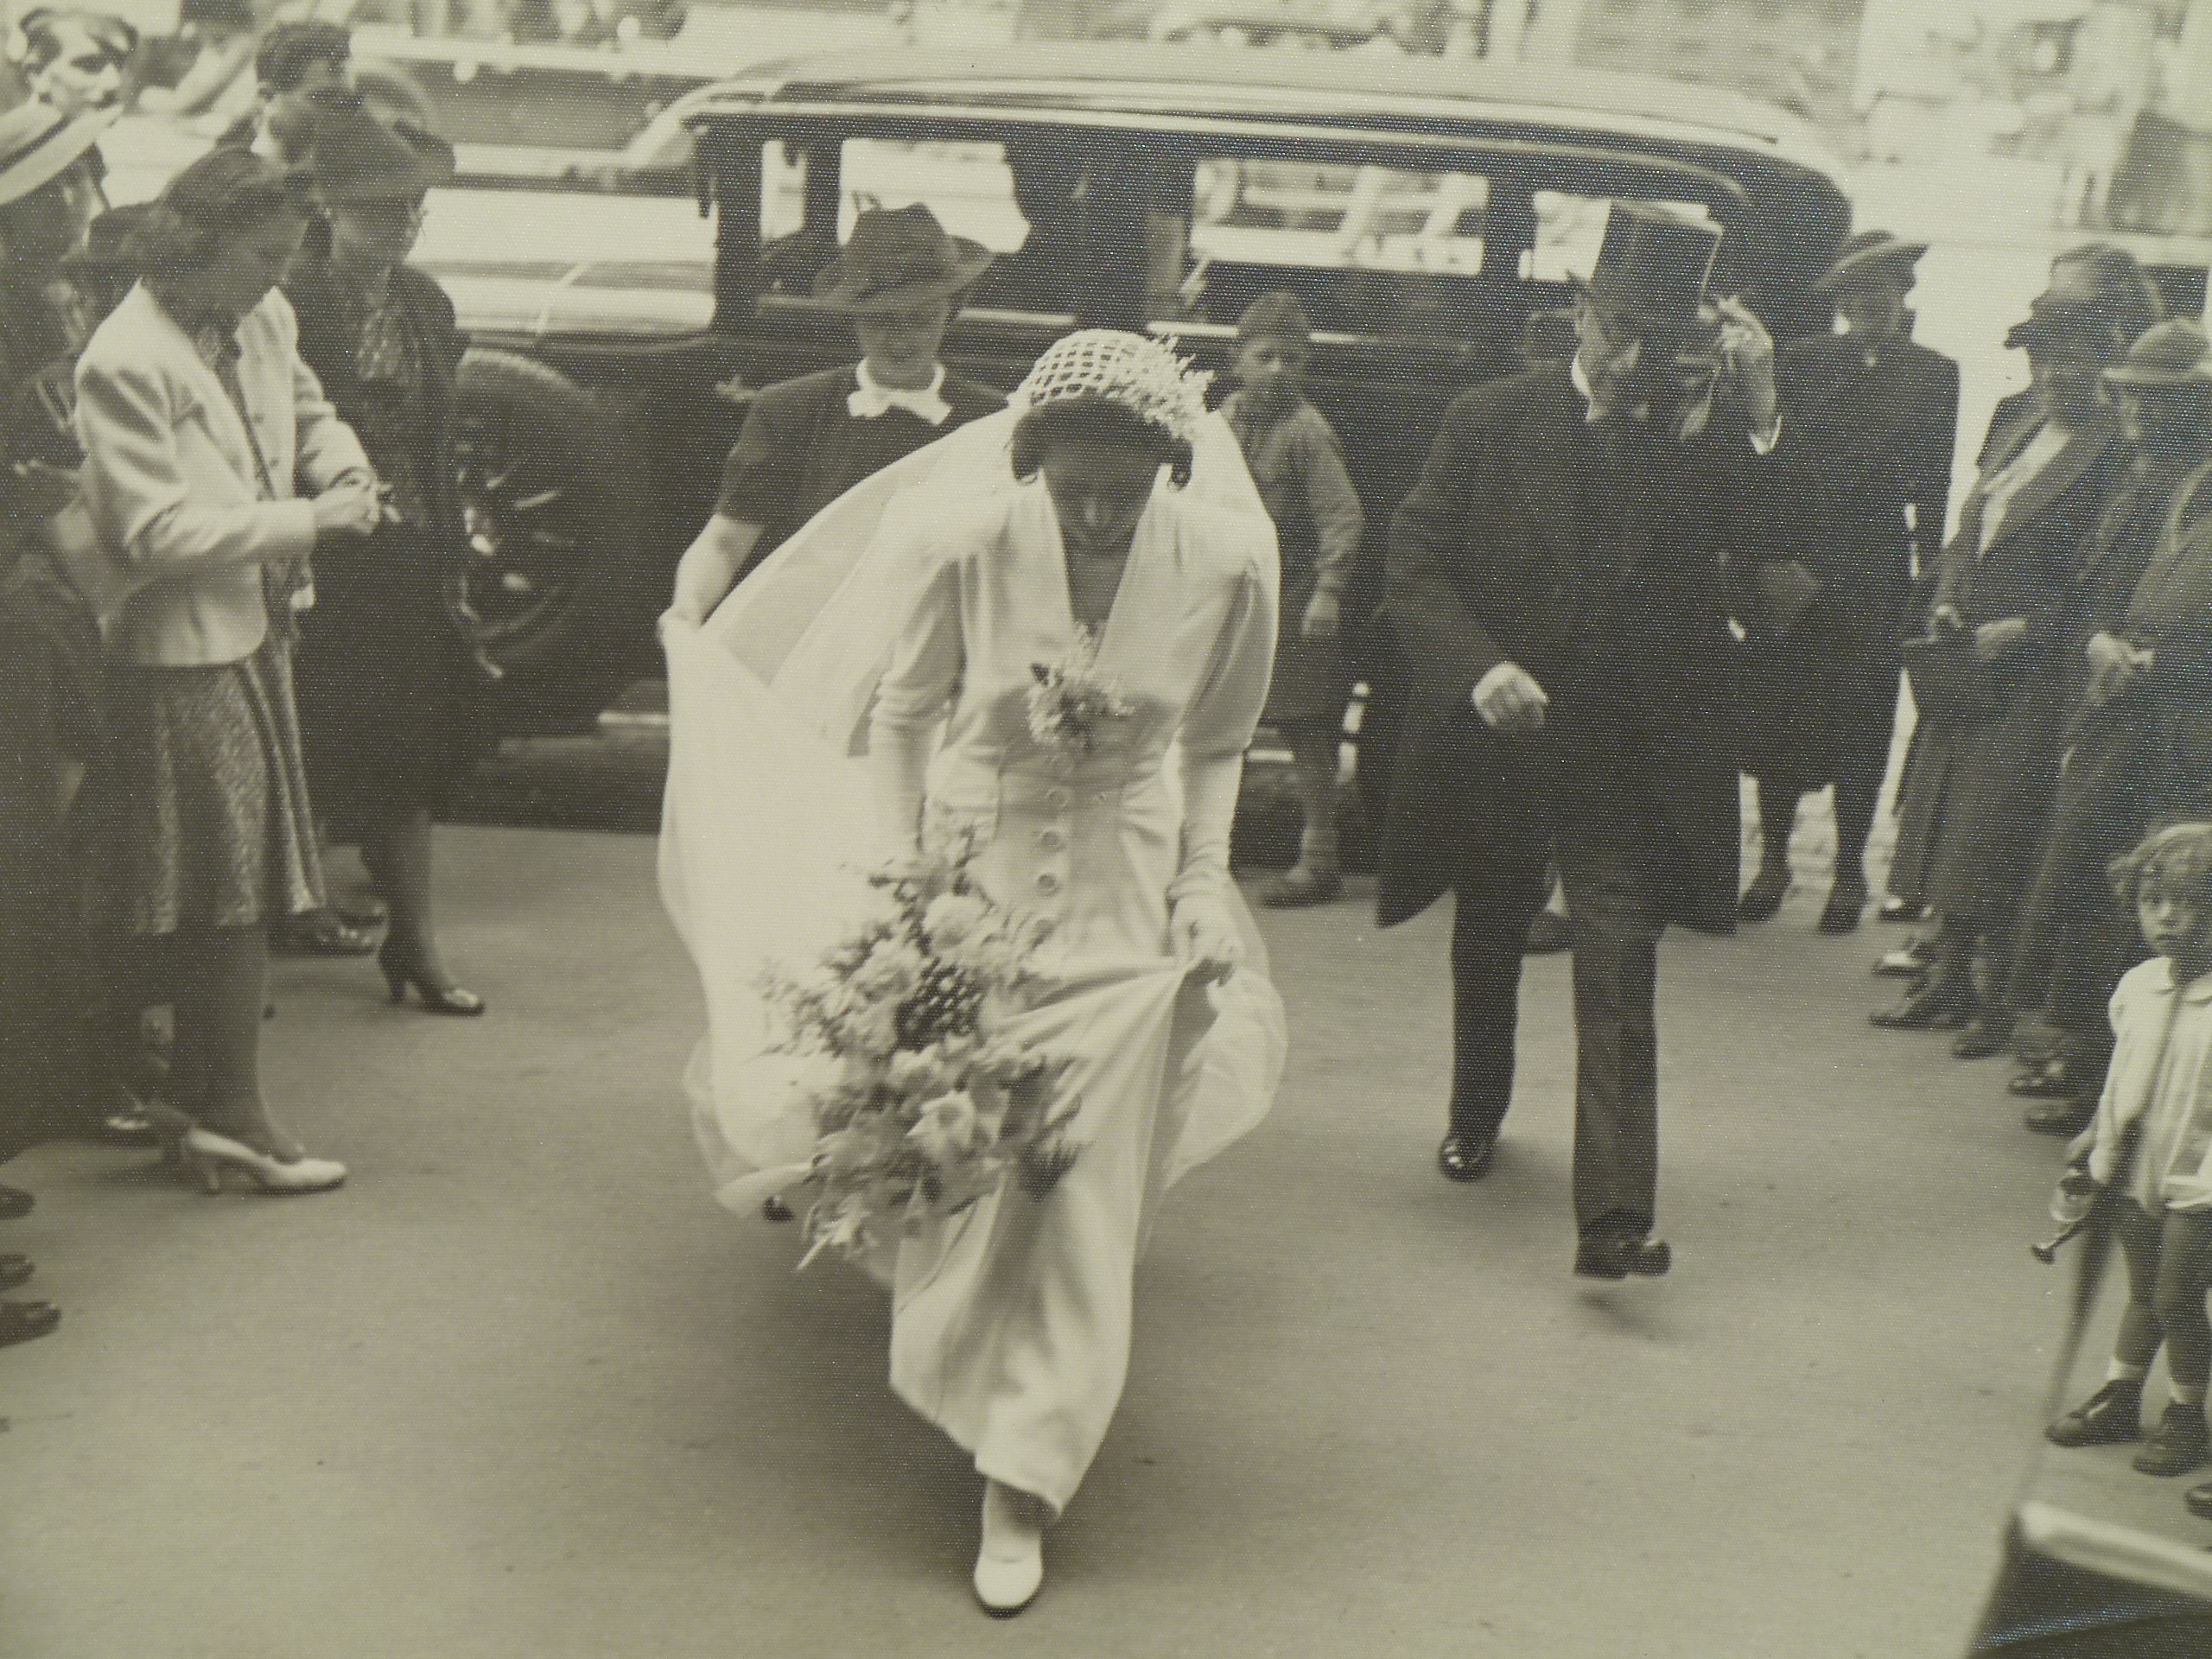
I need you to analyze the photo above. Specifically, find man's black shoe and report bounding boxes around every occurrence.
[0,1255,31,1293]
[1818,875,1868,935]
[0,1185,31,1220]
[2185,1478,2212,1521]
[1952,1014,2018,1060]
[1738,864,1789,923]
[1438,1132,1497,1183]
[1574,1232,1671,1280]
[1878,896,1929,923]
[1872,978,1974,1030]
[1873,936,1935,977]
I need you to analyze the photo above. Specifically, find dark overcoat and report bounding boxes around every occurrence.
[283,259,492,836]
[286,261,467,546]
[1374,363,1777,936]
[2006,459,2212,1021]
[1738,334,1959,780]
[1887,406,2122,919]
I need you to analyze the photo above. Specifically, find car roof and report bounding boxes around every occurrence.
[686,42,1845,177]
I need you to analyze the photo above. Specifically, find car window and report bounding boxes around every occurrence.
[760,139,1034,249]
[1192,158,1488,277]
[1167,154,1491,340]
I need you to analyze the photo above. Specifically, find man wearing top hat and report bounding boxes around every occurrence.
[1736,230,1960,937]
[1378,202,1788,1281]
[668,204,1006,626]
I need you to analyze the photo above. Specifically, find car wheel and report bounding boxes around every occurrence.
[453,348,646,726]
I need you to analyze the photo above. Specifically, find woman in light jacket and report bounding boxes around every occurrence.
[76,147,382,1193]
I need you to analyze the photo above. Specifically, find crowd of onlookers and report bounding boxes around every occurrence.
[0,28,489,1347]
[1,0,2210,1433]
[1736,234,2212,1521]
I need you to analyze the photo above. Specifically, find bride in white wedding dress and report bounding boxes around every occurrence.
[659,331,1287,1615]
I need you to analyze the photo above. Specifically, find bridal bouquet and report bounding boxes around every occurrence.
[760,843,1081,1269]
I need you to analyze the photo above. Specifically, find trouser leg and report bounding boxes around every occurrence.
[1750,776,1801,875]
[1555,823,1663,1240]
[1284,721,1340,872]
[1832,747,1884,888]
[1447,855,1548,1139]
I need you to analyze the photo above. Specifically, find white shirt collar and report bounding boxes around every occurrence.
[849,359,951,425]
[1570,351,1649,425]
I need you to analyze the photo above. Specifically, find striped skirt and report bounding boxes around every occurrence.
[108,635,325,937]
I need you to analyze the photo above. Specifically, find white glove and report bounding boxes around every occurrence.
[1171,890,1241,984]
[869,716,933,871]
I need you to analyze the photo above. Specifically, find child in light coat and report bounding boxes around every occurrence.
[2046,823,2212,1482]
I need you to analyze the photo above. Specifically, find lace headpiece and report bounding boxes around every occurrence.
[1012,329,1212,446]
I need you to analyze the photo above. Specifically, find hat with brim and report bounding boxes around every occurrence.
[2005,296,2112,353]
[812,203,994,314]
[1570,201,1723,335]
[2104,319,2212,390]
[1812,229,1929,295]
[302,92,455,204]
[0,96,109,210]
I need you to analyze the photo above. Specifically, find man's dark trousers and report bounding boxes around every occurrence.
[1449,708,1668,1242]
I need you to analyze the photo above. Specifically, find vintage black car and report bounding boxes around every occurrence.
[447,44,1855,732]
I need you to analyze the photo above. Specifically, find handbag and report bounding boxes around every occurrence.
[1901,632,2002,724]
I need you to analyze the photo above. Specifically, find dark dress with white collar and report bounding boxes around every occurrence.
[714,365,1005,580]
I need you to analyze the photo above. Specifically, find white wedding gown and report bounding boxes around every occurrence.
[660,408,1287,1514]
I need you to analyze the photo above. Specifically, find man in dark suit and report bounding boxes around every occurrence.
[1738,232,1960,935]
[1377,205,1785,1281]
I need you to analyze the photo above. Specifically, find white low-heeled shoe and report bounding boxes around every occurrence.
[973,1480,1045,1617]
[181,1128,346,1195]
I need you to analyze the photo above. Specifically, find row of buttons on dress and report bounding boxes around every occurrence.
[1029,751,1120,900]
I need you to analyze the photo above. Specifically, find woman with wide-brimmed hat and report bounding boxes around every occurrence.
[285,90,489,1016]
[75,145,382,1193]
[667,202,1006,626]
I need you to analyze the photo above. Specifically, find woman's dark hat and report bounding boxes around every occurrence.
[302,90,454,203]
[1572,202,1722,332]
[811,204,993,314]
[1812,229,1929,295]
[1236,290,1313,345]
[0,90,108,208]
[2105,320,2212,390]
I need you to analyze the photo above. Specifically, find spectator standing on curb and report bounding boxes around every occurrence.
[1219,291,1364,908]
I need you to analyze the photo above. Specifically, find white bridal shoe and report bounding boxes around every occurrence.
[973,1480,1046,1616]
[181,1128,347,1195]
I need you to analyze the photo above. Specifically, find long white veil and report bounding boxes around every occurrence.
[659,407,1286,1212]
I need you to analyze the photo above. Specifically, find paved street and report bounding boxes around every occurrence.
[1,823,2082,1658]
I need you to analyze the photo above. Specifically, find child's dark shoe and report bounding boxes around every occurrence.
[2047,1379,2144,1447]
[2133,1402,2210,1475]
